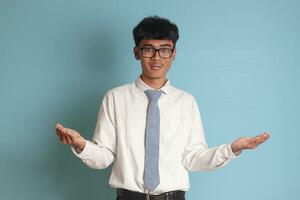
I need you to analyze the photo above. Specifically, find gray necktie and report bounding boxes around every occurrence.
[144,89,163,191]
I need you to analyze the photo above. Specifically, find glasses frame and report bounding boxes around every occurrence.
[139,47,175,59]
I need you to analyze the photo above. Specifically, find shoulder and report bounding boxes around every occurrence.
[104,82,135,98]
[169,85,197,103]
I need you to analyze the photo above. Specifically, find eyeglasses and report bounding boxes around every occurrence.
[139,47,174,59]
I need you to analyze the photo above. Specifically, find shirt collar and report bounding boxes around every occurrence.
[135,75,172,95]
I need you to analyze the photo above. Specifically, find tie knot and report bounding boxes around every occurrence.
[145,90,163,101]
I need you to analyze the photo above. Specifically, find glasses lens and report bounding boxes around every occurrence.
[140,48,173,59]
[141,48,155,58]
[159,48,173,58]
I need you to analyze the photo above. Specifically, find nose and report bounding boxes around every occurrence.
[150,49,160,60]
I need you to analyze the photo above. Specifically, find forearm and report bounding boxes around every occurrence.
[182,143,240,172]
[71,140,115,169]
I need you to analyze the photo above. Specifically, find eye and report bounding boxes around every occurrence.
[160,48,172,53]
[143,48,153,52]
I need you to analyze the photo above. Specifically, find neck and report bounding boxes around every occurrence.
[140,74,167,90]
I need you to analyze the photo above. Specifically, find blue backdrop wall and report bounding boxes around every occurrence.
[1,0,299,200]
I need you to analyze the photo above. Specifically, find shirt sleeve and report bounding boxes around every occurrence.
[71,91,116,169]
[181,97,241,172]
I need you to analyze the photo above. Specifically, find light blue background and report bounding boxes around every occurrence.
[0,0,299,200]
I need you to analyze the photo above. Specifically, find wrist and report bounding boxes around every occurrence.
[231,143,241,154]
[74,140,86,153]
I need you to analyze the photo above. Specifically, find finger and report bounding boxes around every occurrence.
[56,126,70,144]
[248,138,259,149]
[56,123,63,130]
[55,128,60,135]
[59,126,69,134]
[255,133,267,142]
[56,127,64,136]
[63,133,73,144]
[61,128,69,136]
[68,135,74,144]
[61,135,68,144]
[56,133,63,142]
[63,128,74,137]
[251,133,269,147]
[56,129,64,140]
[66,135,73,144]
[56,125,64,133]
[255,135,264,143]
[259,132,271,138]
[59,126,66,134]
[58,125,69,135]
[246,136,262,148]
[257,132,270,143]
[252,136,264,146]
[263,132,271,139]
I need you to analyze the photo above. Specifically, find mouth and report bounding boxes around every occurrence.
[150,63,163,71]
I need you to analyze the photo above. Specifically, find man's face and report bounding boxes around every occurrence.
[134,39,176,81]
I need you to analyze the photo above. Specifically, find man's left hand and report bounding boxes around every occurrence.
[231,132,271,155]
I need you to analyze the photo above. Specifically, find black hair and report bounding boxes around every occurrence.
[132,16,179,47]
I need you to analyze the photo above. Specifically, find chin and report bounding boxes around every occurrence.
[146,73,165,79]
[142,68,167,79]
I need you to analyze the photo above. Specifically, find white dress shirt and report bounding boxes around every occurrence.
[71,75,241,195]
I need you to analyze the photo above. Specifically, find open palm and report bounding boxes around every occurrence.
[231,132,271,153]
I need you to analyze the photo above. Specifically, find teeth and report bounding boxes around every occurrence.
[151,64,162,67]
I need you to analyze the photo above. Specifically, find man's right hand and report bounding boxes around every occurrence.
[55,123,86,153]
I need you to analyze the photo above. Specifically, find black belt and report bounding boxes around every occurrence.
[116,188,185,200]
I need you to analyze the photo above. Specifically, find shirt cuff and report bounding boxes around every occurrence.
[71,140,92,158]
[226,143,242,159]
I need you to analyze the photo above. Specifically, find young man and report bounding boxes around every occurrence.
[55,16,270,200]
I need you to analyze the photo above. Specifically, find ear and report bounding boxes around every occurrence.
[172,48,176,61]
[133,47,140,60]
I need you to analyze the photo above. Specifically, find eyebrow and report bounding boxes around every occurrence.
[142,44,173,48]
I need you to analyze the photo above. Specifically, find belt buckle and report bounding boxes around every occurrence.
[146,192,150,200]
[145,191,170,200]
